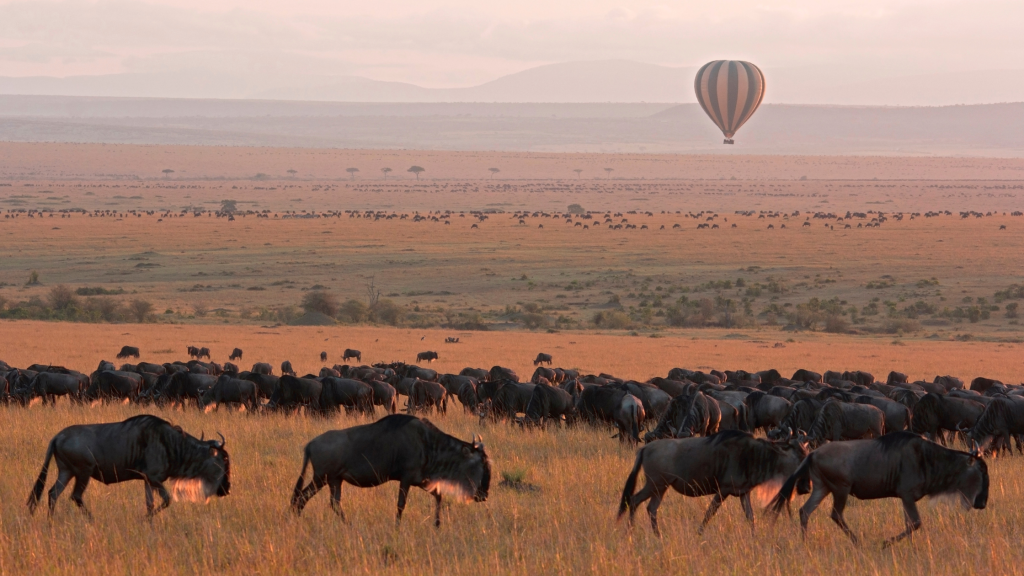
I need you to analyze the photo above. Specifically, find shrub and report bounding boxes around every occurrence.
[48,285,78,311]
[824,315,850,333]
[521,312,550,330]
[301,290,339,317]
[128,299,153,323]
[369,299,405,325]
[337,299,367,323]
[567,204,586,214]
[192,301,209,317]
[592,310,631,329]
[1006,302,1019,319]
[884,318,920,334]
[26,270,40,286]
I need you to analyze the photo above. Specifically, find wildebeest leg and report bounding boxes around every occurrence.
[798,485,829,539]
[697,494,725,535]
[395,481,411,524]
[47,468,74,515]
[882,498,922,548]
[293,475,326,513]
[645,485,668,536]
[328,480,345,520]
[740,493,755,533]
[145,480,172,517]
[70,475,93,520]
[433,492,443,528]
[828,491,857,545]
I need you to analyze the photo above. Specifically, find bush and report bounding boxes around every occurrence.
[192,301,209,318]
[567,204,586,214]
[824,315,850,333]
[1006,302,1019,319]
[521,312,550,330]
[301,290,339,317]
[369,299,405,325]
[884,318,920,334]
[128,299,154,323]
[337,299,367,323]
[592,310,631,329]
[86,297,124,322]
[48,285,78,311]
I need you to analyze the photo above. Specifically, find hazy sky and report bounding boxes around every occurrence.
[1,0,1021,87]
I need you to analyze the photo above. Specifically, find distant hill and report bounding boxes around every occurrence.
[1,60,1021,105]
[1,96,1023,156]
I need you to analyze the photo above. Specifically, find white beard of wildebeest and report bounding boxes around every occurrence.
[426,444,490,503]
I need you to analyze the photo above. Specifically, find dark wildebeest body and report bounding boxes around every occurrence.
[533,353,553,366]
[366,380,398,414]
[116,346,140,359]
[970,377,1002,394]
[483,381,535,421]
[489,365,518,383]
[229,348,243,361]
[792,369,822,384]
[531,366,556,384]
[252,362,273,376]
[290,415,489,526]
[30,372,87,405]
[154,371,216,408]
[968,397,1024,455]
[240,372,280,399]
[196,347,211,360]
[623,382,671,424]
[855,395,911,432]
[343,349,362,362]
[746,391,792,434]
[524,384,575,427]
[457,381,479,413]
[86,370,142,402]
[320,351,328,363]
[270,375,322,412]
[806,400,885,446]
[644,391,719,442]
[647,377,694,398]
[769,432,988,546]
[620,431,807,535]
[201,375,258,411]
[281,361,296,376]
[439,374,477,397]
[27,415,230,517]
[408,380,448,415]
[912,393,986,445]
[460,367,489,381]
[417,351,439,363]
[320,378,375,415]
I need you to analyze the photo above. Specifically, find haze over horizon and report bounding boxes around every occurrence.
[1,0,1022,105]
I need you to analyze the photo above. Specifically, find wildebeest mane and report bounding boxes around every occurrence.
[419,418,491,500]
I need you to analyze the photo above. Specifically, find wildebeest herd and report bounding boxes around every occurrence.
[4,350,1008,545]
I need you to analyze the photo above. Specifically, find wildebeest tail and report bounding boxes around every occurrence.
[767,453,813,518]
[630,402,640,443]
[26,437,56,514]
[617,447,645,519]
[291,444,312,511]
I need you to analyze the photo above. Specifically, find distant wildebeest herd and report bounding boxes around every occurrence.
[4,347,1008,545]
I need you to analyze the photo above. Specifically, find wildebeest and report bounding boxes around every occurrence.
[116,346,140,359]
[533,353,553,366]
[151,371,216,408]
[523,384,575,427]
[407,380,448,415]
[481,381,535,421]
[281,360,296,376]
[252,362,273,376]
[746,392,792,434]
[489,365,518,382]
[367,380,398,414]
[968,397,1024,455]
[343,349,362,362]
[912,393,986,445]
[768,432,988,546]
[320,351,328,362]
[645,391,720,442]
[28,372,87,405]
[269,375,322,412]
[201,375,258,411]
[27,415,230,517]
[86,370,143,403]
[619,430,807,535]
[417,351,439,363]
[320,378,375,415]
[291,414,489,526]
[229,348,243,361]
[805,400,885,446]
[791,369,822,383]
[197,347,211,360]
[187,345,201,359]
[239,372,280,399]
[855,395,911,432]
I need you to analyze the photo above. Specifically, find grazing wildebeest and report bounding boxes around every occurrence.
[239,372,280,399]
[290,415,489,526]
[523,384,575,427]
[619,431,807,535]
[417,351,439,363]
[252,362,273,376]
[791,369,822,384]
[489,365,518,382]
[116,346,140,359]
[281,361,296,376]
[187,346,201,359]
[644,391,719,442]
[855,395,911,432]
[768,432,988,547]
[197,347,211,360]
[28,372,87,405]
[970,377,1003,394]
[136,362,166,375]
[912,393,986,445]
[968,397,1024,455]
[460,367,489,382]
[27,415,230,517]
[745,392,792,434]
[481,381,535,422]
[533,353,553,366]
[343,349,362,362]
[319,378,375,415]
[269,375,322,412]
[407,380,448,415]
[805,400,885,446]
[457,381,480,413]
[201,375,258,411]
[367,380,398,414]
[152,371,216,408]
[320,351,328,363]
[85,371,143,403]
[229,348,243,361]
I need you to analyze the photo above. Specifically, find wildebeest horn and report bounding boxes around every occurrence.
[216,432,226,447]
[784,426,793,441]
[200,431,205,441]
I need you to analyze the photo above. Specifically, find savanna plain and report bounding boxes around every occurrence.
[2,143,1024,574]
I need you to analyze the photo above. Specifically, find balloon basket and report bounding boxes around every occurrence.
[723,139,734,145]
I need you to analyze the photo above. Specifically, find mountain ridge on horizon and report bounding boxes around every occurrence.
[1,60,1022,106]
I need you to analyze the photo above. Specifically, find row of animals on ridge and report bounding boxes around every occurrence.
[15,351,998,546]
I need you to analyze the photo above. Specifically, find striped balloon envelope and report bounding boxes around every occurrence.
[694,60,765,144]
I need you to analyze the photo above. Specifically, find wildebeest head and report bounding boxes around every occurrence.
[172,433,231,501]
[426,434,490,503]
[943,453,988,510]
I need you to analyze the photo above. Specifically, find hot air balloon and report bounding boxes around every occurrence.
[694,60,765,144]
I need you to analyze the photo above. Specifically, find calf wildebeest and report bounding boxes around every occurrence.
[320,351,328,362]
[805,400,885,446]
[912,393,986,445]
[768,432,988,547]
[291,414,489,526]
[201,375,258,411]
[229,348,243,361]
[619,431,807,535]
[252,362,273,376]
[343,349,362,362]
[27,415,230,517]
[116,346,140,359]
[281,360,296,376]
[533,353,553,366]
[417,351,439,363]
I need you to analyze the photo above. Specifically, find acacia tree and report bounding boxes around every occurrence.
[488,167,500,178]
[573,169,583,179]
[381,167,393,180]
[162,169,174,179]
[287,169,298,177]
[604,168,614,178]
[346,167,359,180]
[408,166,425,180]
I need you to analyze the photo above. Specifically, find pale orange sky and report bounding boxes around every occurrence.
[0,0,1020,89]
